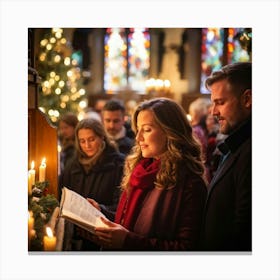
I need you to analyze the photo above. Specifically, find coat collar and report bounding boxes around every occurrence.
[208,116,252,192]
[217,116,252,155]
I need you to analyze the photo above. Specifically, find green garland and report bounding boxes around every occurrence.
[28,181,59,251]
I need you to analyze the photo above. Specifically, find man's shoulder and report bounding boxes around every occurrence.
[117,135,134,145]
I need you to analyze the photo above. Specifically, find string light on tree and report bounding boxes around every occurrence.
[37,28,87,125]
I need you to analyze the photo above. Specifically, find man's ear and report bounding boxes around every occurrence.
[243,89,252,109]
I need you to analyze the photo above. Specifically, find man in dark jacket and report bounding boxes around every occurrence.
[102,99,135,155]
[200,62,252,251]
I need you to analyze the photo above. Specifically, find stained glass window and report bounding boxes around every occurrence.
[127,28,150,92]
[200,28,251,94]
[104,28,127,93]
[228,28,250,63]
[200,28,224,94]
[104,28,150,93]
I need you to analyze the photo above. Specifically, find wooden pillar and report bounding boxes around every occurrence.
[28,67,58,198]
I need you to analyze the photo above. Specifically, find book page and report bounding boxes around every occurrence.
[60,187,107,230]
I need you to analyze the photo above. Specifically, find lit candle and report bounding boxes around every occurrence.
[28,211,34,234]
[28,161,35,192]
[163,79,171,92]
[39,158,46,182]
[28,211,35,247]
[43,227,57,251]
[28,173,32,195]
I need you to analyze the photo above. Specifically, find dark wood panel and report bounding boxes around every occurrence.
[28,109,58,197]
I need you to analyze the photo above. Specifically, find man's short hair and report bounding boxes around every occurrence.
[102,99,126,114]
[205,62,252,95]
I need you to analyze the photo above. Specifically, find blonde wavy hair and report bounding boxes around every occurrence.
[120,98,205,191]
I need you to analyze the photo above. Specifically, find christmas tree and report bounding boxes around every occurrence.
[37,28,87,125]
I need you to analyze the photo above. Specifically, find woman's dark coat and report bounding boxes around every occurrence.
[58,145,125,250]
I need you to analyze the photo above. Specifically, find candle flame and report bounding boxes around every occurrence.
[31,161,35,169]
[46,226,53,238]
[41,158,46,165]
[28,211,33,218]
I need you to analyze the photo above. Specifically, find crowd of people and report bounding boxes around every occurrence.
[56,61,252,252]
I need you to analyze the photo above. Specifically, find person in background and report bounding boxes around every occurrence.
[58,112,79,173]
[200,62,252,251]
[82,107,102,122]
[58,118,125,251]
[82,97,207,251]
[93,98,107,116]
[204,114,227,181]
[102,99,135,155]
[188,97,211,182]
[124,99,138,137]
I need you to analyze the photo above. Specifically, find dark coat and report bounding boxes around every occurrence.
[59,146,124,208]
[58,145,125,250]
[200,118,252,251]
[122,173,207,251]
[116,136,134,155]
[60,143,76,173]
[116,121,135,155]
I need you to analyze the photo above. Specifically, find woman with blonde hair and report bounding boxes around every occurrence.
[85,98,207,251]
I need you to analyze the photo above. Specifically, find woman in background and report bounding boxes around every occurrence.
[58,118,125,251]
[58,112,78,173]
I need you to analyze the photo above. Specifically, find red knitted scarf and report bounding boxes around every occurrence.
[115,158,160,230]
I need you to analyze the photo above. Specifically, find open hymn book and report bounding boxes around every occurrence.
[59,187,108,233]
